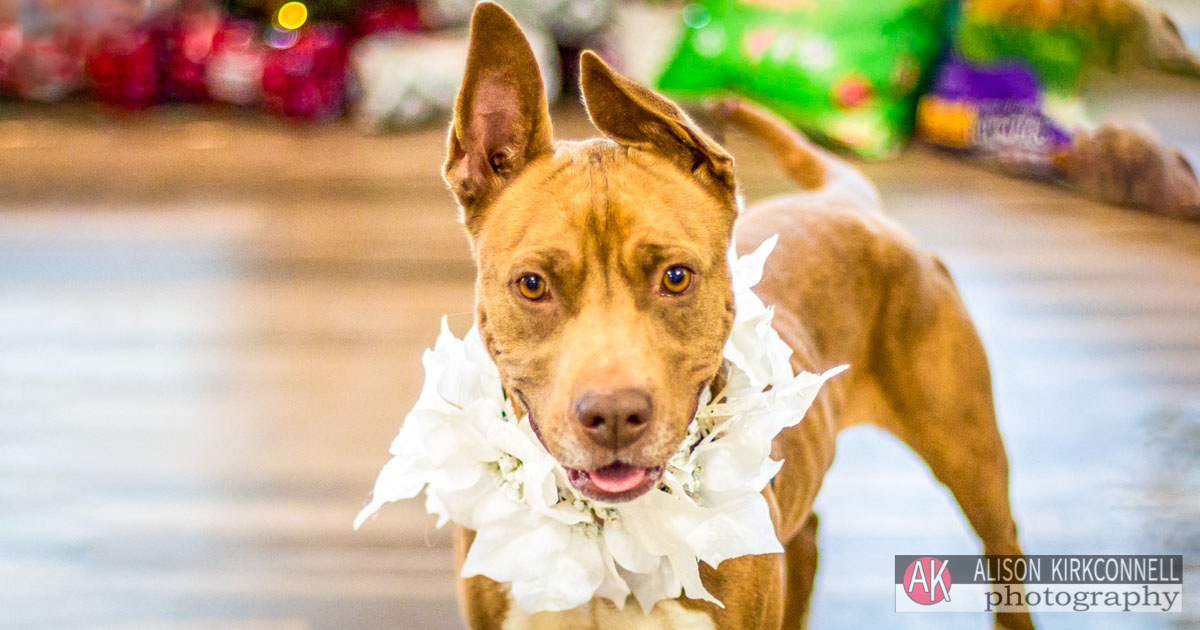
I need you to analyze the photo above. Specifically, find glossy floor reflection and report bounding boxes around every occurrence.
[1,75,1198,630]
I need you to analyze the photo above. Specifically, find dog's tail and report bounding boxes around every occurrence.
[703,98,830,190]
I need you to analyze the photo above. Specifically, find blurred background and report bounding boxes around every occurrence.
[1,0,1198,628]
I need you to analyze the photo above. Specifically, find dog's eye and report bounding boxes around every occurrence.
[517,274,547,300]
[661,266,693,294]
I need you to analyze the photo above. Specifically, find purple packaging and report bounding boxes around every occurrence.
[917,54,1073,175]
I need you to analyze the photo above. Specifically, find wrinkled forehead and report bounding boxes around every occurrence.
[475,140,735,267]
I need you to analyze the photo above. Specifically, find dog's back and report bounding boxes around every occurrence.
[715,100,1036,630]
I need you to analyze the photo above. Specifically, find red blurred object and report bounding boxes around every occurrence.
[261,23,348,120]
[164,9,222,101]
[86,26,163,109]
[354,0,426,36]
[1,27,87,102]
[833,75,873,109]
[0,23,20,87]
[206,19,266,105]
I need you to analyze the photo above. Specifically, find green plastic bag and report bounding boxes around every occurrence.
[656,0,953,159]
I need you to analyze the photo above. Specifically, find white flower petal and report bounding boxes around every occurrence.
[685,494,783,566]
[730,234,778,292]
[670,552,721,606]
[595,546,632,608]
[622,558,681,613]
[618,490,706,557]
[603,526,660,574]
[464,514,605,612]
[353,456,425,529]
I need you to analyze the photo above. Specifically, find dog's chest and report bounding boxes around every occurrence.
[501,597,714,630]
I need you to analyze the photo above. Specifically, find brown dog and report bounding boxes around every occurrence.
[441,4,1034,629]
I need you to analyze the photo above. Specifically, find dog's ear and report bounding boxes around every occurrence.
[579,51,735,196]
[444,2,554,227]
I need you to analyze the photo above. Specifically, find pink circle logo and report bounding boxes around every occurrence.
[903,557,953,605]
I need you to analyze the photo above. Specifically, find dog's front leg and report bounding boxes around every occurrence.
[685,553,785,630]
[454,526,512,630]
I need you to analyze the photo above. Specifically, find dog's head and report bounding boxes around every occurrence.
[443,3,737,502]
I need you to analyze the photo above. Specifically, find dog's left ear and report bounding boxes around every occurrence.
[579,51,735,197]
[444,2,554,228]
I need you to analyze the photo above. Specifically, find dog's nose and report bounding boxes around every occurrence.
[574,389,652,450]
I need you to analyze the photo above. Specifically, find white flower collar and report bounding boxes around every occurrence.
[355,235,846,614]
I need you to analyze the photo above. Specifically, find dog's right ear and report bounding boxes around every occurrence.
[579,51,736,200]
[443,2,554,229]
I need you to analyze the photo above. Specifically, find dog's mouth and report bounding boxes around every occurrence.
[514,387,664,503]
[567,463,662,503]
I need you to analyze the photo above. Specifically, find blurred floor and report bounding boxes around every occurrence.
[2,74,1199,630]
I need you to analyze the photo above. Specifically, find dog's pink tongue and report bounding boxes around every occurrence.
[588,463,646,493]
